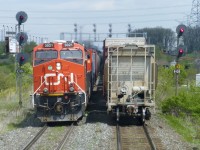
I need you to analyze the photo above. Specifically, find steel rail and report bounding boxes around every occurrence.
[143,124,157,150]
[116,123,122,150]
[56,123,74,150]
[23,124,48,150]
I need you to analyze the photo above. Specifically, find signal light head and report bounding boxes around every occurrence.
[177,48,184,58]
[180,28,184,33]
[20,56,25,61]
[20,35,24,41]
[176,24,186,37]
[19,56,25,66]
[19,15,24,20]
[179,48,183,53]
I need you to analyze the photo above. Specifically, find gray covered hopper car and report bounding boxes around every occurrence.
[103,37,156,123]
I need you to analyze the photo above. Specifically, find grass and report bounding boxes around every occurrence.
[163,114,200,146]
[47,126,65,141]
[0,86,33,134]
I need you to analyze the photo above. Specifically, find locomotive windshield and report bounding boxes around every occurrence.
[60,50,83,64]
[35,50,58,65]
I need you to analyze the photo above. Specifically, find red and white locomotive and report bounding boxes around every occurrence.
[32,40,99,122]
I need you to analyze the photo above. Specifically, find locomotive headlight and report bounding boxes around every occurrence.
[56,63,61,70]
[43,87,48,94]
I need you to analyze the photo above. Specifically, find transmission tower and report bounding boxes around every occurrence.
[189,0,200,27]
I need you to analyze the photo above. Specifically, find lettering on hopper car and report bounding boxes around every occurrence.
[44,73,65,85]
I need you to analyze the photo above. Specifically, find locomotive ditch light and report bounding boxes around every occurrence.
[43,87,49,94]
[69,83,74,92]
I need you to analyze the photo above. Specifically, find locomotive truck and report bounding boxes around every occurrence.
[103,37,156,123]
[31,40,100,123]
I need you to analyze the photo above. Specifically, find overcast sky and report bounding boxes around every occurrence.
[0,0,193,45]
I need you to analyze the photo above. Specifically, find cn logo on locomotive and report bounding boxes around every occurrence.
[44,73,65,85]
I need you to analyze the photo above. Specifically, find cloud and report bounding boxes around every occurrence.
[89,1,116,10]
[41,0,116,11]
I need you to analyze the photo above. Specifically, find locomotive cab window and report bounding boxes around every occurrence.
[34,50,58,65]
[60,49,83,64]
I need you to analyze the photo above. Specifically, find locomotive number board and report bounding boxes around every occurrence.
[63,41,74,48]
[43,43,54,48]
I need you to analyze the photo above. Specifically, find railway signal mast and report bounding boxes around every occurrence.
[15,11,28,107]
[175,24,187,95]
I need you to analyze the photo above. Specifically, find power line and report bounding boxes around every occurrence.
[0,11,188,20]
[0,4,191,14]
[0,19,181,26]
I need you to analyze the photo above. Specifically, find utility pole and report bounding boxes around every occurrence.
[93,24,96,41]
[74,23,77,41]
[128,24,131,37]
[108,24,112,37]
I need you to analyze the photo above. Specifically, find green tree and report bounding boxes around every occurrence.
[132,27,175,51]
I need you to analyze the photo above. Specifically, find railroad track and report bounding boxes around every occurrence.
[22,124,48,150]
[22,123,74,150]
[116,123,165,150]
[56,123,74,150]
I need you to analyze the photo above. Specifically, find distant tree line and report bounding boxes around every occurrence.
[132,27,175,52]
[131,26,200,54]
[184,26,200,53]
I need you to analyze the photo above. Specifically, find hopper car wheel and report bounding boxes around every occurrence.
[138,108,145,125]
[116,107,119,122]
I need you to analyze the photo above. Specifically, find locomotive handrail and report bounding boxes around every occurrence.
[31,80,45,108]
[73,81,87,107]
[32,80,45,95]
